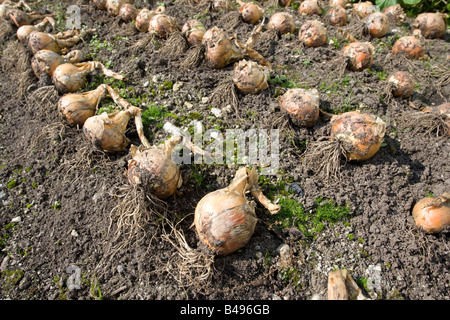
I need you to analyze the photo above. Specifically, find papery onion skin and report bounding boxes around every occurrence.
[17,17,55,42]
[329,0,348,8]
[58,84,107,126]
[52,63,89,93]
[31,49,83,78]
[28,31,81,54]
[299,20,328,47]
[325,6,348,26]
[232,60,269,95]
[412,12,446,39]
[203,27,244,69]
[148,14,179,39]
[330,110,386,161]
[135,8,152,32]
[182,19,206,46]
[392,35,425,59]
[127,137,183,200]
[382,4,405,24]
[352,1,378,18]
[412,193,450,233]
[280,88,320,127]
[365,12,389,38]
[239,3,263,25]
[267,12,295,35]
[106,0,132,16]
[299,0,321,16]
[119,3,137,23]
[387,71,415,99]
[342,41,374,71]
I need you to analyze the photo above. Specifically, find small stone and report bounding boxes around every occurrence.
[173,82,183,91]
[71,230,79,237]
[0,191,7,201]
[11,216,21,223]
[184,102,193,110]
[201,97,209,104]
[1,256,9,272]
[117,265,125,274]
[211,107,222,118]
[223,105,232,113]
[143,81,150,87]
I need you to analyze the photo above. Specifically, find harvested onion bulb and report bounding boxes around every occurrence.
[329,0,348,8]
[352,1,378,19]
[58,84,109,126]
[342,41,374,71]
[118,3,137,23]
[382,4,405,24]
[232,60,269,95]
[387,71,415,99]
[299,0,321,16]
[280,88,320,127]
[182,19,206,46]
[325,6,348,26]
[364,12,389,38]
[392,31,425,60]
[31,49,84,78]
[299,20,327,47]
[194,167,280,256]
[412,193,450,233]
[7,8,46,27]
[52,61,124,93]
[127,135,183,199]
[17,16,55,42]
[28,30,82,54]
[203,27,245,69]
[412,12,446,39]
[238,1,264,25]
[330,110,386,161]
[267,12,295,35]
[106,0,132,16]
[148,13,179,39]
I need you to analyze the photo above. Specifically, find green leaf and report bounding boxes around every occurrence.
[375,0,398,10]
[402,0,421,5]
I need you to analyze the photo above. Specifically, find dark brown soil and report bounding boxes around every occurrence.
[0,0,449,302]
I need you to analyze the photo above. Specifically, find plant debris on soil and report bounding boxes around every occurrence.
[0,0,449,302]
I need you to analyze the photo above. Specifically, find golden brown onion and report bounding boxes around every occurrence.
[31,49,84,78]
[364,12,389,38]
[52,61,124,93]
[412,12,446,39]
[182,19,206,46]
[127,135,183,199]
[392,32,425,59]
[17,16,55,42]
[118,3,137,23]
[382,4,405,24]
[58,84,108,126]
[232,59,269,95]
[412,193,450,233]
[280,88,320,127]
[325,6,348,26]
[387,71,415,99]
[203,27,245,69]
[342,41,374,71]
[299,0,321,16]
[330,110,386,161]
[299,19,328,47]
[7,8,46,27]
[267,12,295,35]
[28,31,81,54]
[106,0,132,16]
[238,2,264,25]
[194,167,280,256]
[329,0,348,8]
[352,1,378,18]
[148,13,179,39]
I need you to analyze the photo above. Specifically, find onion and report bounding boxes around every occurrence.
[194,167,280,256]
[51,61,125,93]
[127,135,182,199]
[352,1,378,19]
[148,13,179,39]
[299,19,328,47]
[7,8,46,27]
[279,88,320,127]
[203,27,245,69]
[31,49,84,78]
[182,19,206,46]
[342,41,374,71]
[91,0,108,10]
[392,31,425,60]
[364,12,389,38]
[382,4,405,24]
[106,0,132,16]
[58,84,109,126]
[267,11,295,35]
[28,31,82,54]
[17,16,55,42]
[412,193,450,233]
[232,59,269,95]
[412,12,446,39]
[279,0,293,7]
[298,0,321,16]
[118,3,137,23]
[325,6,348,27]
[212,0,232,12]
[387,71,415,99]
[330,110,386,161]
[238,1,264,25]
[329,0,348,8]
